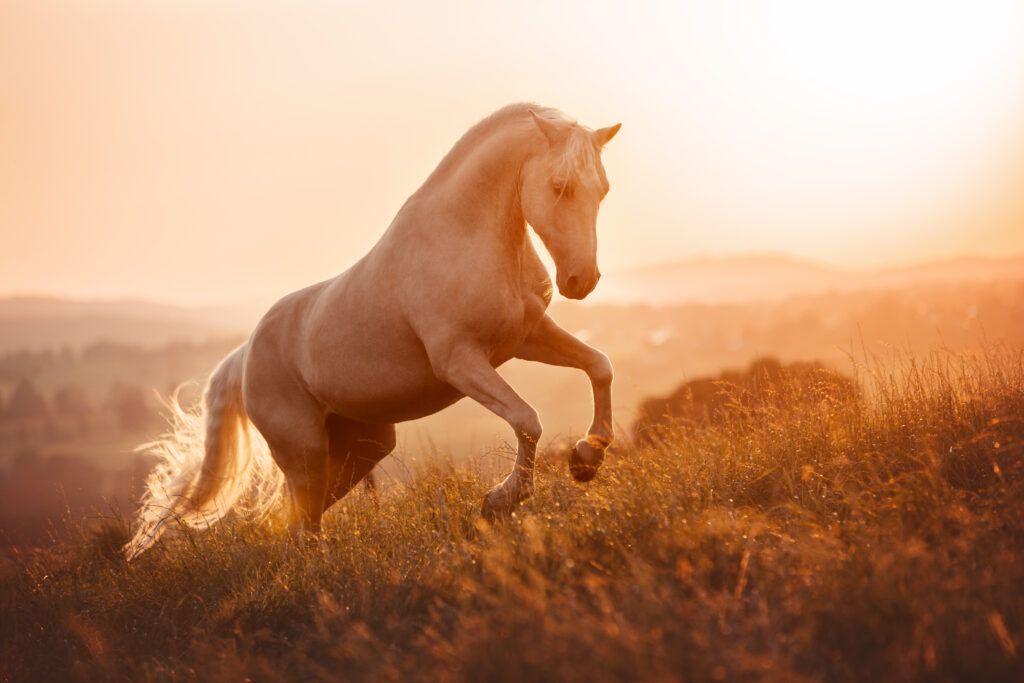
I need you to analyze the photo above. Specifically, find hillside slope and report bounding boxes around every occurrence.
[3,348,1023,681]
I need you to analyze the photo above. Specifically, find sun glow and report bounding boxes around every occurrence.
[612,0,1024,266]
[1,0,1022,304]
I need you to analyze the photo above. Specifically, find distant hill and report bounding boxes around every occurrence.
[0,297,266,353]
[0,297,193,322]
[1,253,1021,352]
[593,253,1024,305]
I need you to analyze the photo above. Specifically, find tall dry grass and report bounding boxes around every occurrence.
[2,347,1023,682]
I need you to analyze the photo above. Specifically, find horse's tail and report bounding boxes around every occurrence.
[124,344,285,560]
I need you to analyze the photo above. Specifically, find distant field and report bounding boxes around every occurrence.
[3,347,1022,681]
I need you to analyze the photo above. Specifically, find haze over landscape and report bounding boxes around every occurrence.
[3,2,1024,680]
[1,0,1022,550]
[3,0,1024,305]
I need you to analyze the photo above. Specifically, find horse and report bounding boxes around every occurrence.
[125,103,621,559]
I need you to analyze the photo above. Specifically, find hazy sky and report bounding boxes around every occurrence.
[2,0,1023,305]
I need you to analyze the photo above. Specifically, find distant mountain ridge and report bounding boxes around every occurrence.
[0,254,1021,352]
[0,297,266,354]
[0,297,196,321]
[592,253,1024,305]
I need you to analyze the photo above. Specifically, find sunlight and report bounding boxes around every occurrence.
[1,0,1023,300]
[733,2,1021,121]
[4,4,1024,679]
[625,0,1024,265]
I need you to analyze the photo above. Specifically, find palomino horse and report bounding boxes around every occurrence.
[126,103,620,559]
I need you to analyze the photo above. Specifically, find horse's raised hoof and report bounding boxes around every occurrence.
[570,438,605,482]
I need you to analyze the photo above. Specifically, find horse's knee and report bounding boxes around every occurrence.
[587,351,614,387]
[512,406,542,444]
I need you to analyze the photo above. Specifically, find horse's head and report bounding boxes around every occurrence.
[521,111,620,300]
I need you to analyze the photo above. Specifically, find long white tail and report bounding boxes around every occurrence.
[124,345,285,560]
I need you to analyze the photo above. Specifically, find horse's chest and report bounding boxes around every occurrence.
[518,244,553,325]
[483,277,550,363]
[520,283,550,329]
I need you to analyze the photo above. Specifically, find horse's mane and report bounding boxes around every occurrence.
[422,102,597,188]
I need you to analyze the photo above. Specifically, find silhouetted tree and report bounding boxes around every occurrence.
[5,378,48,420]
[107,383,151,432]
[54,384,93,435]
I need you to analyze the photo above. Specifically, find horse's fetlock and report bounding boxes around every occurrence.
[587,430,613,449]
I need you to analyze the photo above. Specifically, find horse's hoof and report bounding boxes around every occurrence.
[480,490,511,522]
[570,438,605,482]
[480,497,496,523]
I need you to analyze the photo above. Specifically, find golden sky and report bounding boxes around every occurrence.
[2,0,1023,305]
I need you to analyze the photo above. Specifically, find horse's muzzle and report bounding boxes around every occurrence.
[558,270,601,300]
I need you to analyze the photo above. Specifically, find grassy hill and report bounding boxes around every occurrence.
[3,347,1023,681]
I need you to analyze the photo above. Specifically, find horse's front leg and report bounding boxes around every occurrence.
[515,314,614,482]
[427,344,542,520]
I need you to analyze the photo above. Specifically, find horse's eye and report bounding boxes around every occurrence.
[552,180,572,198]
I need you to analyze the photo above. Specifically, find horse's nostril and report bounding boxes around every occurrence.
[566,275,580,293]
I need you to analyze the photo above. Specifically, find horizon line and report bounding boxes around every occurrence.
[2,249,1022,310]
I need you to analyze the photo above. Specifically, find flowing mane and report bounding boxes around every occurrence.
[421,102,599,190]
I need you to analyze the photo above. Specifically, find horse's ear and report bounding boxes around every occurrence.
[594,123,622,147]
[529,110,563,146]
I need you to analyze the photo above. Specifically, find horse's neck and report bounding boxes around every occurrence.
[422,124,534,248]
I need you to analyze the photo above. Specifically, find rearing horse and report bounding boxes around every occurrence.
[126,103,621,559]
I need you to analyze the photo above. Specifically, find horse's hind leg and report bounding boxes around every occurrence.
[276,438,331,539]
[248,396,331,539]
[325,416,396,506]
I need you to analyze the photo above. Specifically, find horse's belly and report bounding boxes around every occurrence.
[325,371,465,424]
[307,329,467,424]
